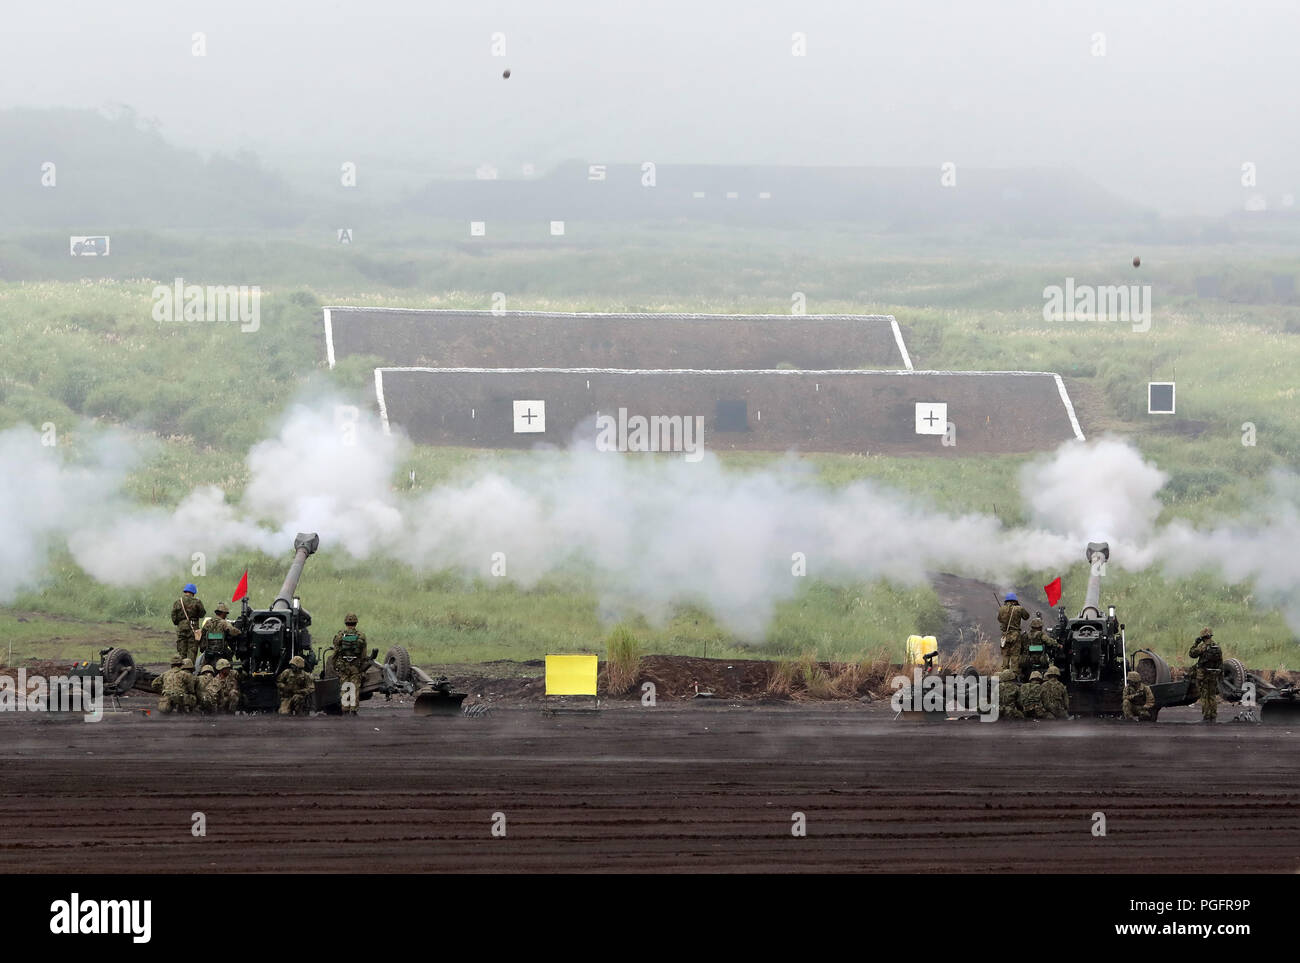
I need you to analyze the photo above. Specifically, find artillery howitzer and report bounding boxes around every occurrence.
[1049,541,1198,718]
[226,532,465,715]
[222,532,329,712]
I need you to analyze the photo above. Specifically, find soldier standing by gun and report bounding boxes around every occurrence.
[198,602,241,668]
[997,592,1029,674]
[1022,614,1050,680]
[171,583,206,663]
[1189,627,1223,723]
[1122,671,1155,721]
[331,613,367,716]
[277,655,313,716]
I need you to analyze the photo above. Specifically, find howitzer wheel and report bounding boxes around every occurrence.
[1221,658,1247,699]
[102,647,138,694]
[962,664,978,678]
[385,646,412,684]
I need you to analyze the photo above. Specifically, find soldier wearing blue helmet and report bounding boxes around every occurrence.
[997,592,1029,673]
[170,582,206,663]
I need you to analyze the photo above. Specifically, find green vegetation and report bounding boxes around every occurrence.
[1,224,1297,671]
[604,624,643,695]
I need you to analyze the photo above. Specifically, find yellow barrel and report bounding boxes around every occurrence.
[906,635,939,665]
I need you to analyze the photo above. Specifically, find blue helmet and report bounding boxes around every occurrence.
[183,583,198,594]
[1004,592,1019,603]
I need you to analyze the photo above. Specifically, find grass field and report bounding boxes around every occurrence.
[1,226,1297,671]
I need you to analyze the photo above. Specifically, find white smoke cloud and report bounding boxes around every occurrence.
[4,404,1299,641]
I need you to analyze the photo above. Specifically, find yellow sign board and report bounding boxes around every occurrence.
[545,654,599,695]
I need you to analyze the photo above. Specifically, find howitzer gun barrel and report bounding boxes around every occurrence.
[1080,541,1109,619]
[272,533,320,611]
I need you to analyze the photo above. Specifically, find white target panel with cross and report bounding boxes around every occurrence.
[914,402,947,435]
[513,400,546,432]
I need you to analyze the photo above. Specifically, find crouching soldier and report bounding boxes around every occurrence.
[196,664,218,713]
[331,613,367,716]
[212,659,241,713]
[277,655,313,716]
[1020,670,1047,719]
[152,655,197,713]
[1040,665,1069,719]
[1122,671,1156,721]
[996,669,1023,720]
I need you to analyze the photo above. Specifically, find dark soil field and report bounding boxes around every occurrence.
[1,698,1293,874]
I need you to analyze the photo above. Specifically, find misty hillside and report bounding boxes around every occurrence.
[0,107,306,229]
[0,107,1144,236]
[404,160,1145,232]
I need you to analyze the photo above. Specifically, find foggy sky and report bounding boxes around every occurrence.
[4,0,1297,215]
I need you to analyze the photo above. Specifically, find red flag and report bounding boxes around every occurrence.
[1044,577,1062,608]
[232,569,249,602]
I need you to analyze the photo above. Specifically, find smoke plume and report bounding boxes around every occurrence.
[4,401,1299,640]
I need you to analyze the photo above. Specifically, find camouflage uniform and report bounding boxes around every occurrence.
[198,603,241,668]
[211,659,241,714]
[171,589,206,663]
[1040,665,1069,719]
[153,655,198,713]
[1122,671,1155,721]
[996,669,1023,720]
[1020,671,1047,720]
[331,614,367,715]
[277,655,313,716]
[1188,628,1222,722]
[196,665,218,713]
[997,597,1030,672]
[1021,616,1051,680]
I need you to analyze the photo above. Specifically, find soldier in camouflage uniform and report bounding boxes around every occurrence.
[196,665,218,713]
[198,602,241,669]
[1020,670,1047,719]
[179,658,199,708]
[1122,670,1156,721]
[170,583,206,663]
[1021,614,1051,681]
[152,655,197,713]
[1188,627,1223,723]
[331,613,367,716]
[996,669,1023,720]
[997,593,1030,673]
[212,659,241,713]
[277,655,313,716]
[1040,664,1069,719]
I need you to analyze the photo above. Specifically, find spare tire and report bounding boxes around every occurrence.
[1221,658,1248,699]
[385,646,412,683]
[102,647,138,694]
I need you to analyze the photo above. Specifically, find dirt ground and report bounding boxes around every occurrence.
[0,698,1294,874]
